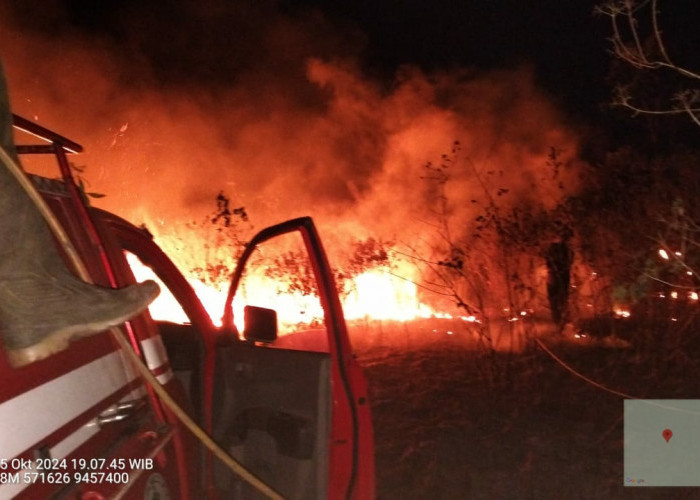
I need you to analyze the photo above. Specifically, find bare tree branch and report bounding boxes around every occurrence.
[597,0,700,127]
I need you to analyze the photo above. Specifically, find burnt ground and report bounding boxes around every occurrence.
[350,320,700,500]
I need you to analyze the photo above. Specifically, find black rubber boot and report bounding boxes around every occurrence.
[0,61,159,368]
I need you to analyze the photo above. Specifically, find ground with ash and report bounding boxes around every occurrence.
[350,319,700,500]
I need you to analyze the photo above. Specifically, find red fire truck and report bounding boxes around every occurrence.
[0,115,375,499]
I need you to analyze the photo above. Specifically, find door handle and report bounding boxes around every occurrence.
[96,398,146,426]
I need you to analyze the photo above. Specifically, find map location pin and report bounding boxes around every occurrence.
[662,429,673,443]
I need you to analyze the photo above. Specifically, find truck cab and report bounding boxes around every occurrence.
[0,115,374,499]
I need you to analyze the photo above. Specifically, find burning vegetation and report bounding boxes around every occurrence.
[4,1,698,355]
[4,1,700,496]
[0,2,588,342]
[2,0,700,368]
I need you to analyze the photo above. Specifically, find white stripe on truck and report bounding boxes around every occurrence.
[0,350,137,460]
[140,335,173,384]
[0,350,146,497]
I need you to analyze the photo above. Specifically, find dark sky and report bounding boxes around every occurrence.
[4,0,698,132]
[304,1,611,105]
[6,1,610,116]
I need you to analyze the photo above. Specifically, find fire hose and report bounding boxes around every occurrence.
[0,146,284,500]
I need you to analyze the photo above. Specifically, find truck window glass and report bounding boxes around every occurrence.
[231,231,330,353]
[125,251,190,324]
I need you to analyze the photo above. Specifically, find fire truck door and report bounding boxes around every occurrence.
[214,217,360,499]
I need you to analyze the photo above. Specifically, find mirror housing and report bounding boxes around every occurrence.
[243,305,278,343]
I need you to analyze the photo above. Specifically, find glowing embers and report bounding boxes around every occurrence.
[614,308,631,318]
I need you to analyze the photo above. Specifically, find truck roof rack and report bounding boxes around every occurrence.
[10,113,123,299]
[12,113,83,155]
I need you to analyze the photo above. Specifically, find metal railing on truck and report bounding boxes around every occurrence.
[8,114,284,499]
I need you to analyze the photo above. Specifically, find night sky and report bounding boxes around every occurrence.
[3,1,613,117]
[5,1,699,129]
[303,0,612,115]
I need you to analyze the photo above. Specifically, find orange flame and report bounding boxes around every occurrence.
[342,268,434,321]
[126,247,445,331]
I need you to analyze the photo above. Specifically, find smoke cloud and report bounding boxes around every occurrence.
[0,1,582,281]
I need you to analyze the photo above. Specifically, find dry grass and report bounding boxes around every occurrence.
[350,319,700,499]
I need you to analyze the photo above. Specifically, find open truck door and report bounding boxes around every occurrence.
[109,212,374,498]
[214,217,374,499]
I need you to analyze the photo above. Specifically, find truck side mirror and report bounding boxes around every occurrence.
[243,305,278,343]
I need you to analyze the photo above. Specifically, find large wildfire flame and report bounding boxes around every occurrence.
[126,241,442,331]
[0,2,586,331]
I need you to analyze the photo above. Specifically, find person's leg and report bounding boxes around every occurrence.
[547,280,562,325]
[0,61,159,368]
